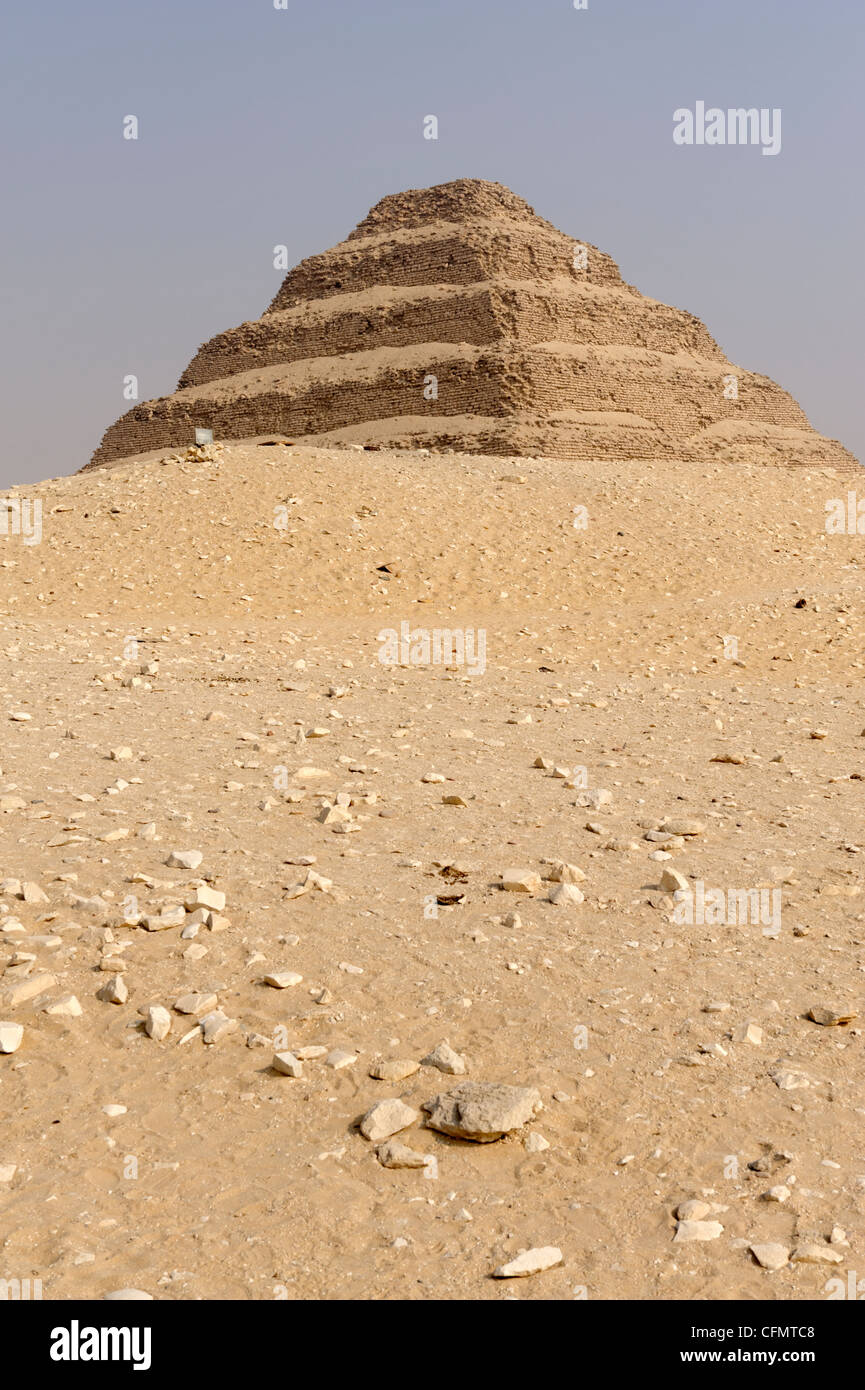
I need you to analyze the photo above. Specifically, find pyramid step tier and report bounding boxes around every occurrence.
[88,344,855,471]
[307,414,860,471]
[180,281,723,389]
[266,220,625,313]
[344,178,563,240]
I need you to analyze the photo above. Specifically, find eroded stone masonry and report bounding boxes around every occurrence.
[86,179,858,472]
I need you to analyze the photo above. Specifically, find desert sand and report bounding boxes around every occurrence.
[1,437,863,1300]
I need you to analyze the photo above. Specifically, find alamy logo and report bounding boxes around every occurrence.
[826,492,865,534]
[50,1321,152,1371]
[0,1276,42,1299]
[378,621,486,676]
[0,497,42,545]
[825,1270,865,1300]
[673,102,781,157]
[673,880,781,931]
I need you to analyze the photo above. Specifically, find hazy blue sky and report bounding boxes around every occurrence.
[1,0,862,487]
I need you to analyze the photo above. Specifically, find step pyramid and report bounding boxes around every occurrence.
[87,179,858,472]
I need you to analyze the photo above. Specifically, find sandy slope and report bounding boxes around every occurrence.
[0,441,863,1300]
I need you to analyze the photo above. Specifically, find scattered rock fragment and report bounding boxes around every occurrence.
[99,954,128,973]
[21,882,49,904]
[166,850,203,870]
[747,1150,792,1175]
[376,1140,430,1169]
[732,1022,763,1046]
[547,882,584,907]
[69,893,108,914]
[262,971,303,989]
[423,1081,542,1142]
[501,868,541,894]
[660,818,705,837]
[186,885,225,913]
[200,1010,238,1044]
[674,1220,724,1243]
[326,1049,357,1070]
[0,1021,24,1053]
[97,975,128,1005]
[143,1005,171,1041]
[524,1132,550,1153]
[142,906,186,932]
[808,1005,857,1027]
[283,868,332,899]
[547,861,587,884]
[44,994,83,1018]
[369,1058,420,1082]
[360,1098,419,1143]
[5,972,57,1007]
[659,867,689,893]
[770,1065,813,1091]
[575,789,612,809]
[493,1247,563,1278]
[272,1051,303,1077]
[750,1243,790,1271]
[791,1245,843,1265]
[675,1199,711,1221]
[422,1041,467,1075]
[174,992,217,1016]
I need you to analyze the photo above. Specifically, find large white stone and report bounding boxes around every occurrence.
[360,1099,419,1143]
[493,1247,563,1278]
[0,1021,24,1053]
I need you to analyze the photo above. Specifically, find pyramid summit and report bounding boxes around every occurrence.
[87,178,858,472]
